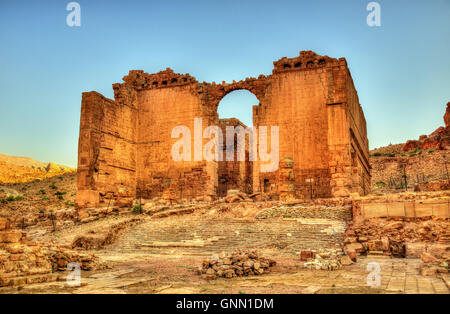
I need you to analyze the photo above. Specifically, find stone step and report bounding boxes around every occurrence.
[0,272,59,287]
[108,216,347,255]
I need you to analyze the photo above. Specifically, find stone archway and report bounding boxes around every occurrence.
[199,80,270,197]
[217,88,258,126]
[214,88,262,197]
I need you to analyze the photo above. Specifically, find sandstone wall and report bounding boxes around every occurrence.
[0,218,103,287]
[259,53,334,198]
[346,70,371,195]
[134,71,211,200]
[260,51,370,199]
[357,200,450,219]
[76,91,137,208]
[76,51,370,207]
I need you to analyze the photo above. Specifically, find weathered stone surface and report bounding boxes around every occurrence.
[199,250,275,279]
[383,221,403,230]
[421,252,437,264]
[405,242,426,258]
[346,250,357,262]
[444,102,450,128]
[345,243,364,253]
[302,248,346,271]
[402,102,450,152]
[0,218,11,231]
[340,255,354,266]
[403,140,420,152]
[367,238,390,252]
[0,219,108,287]
[300,250,312,261]
[0,231,22,243]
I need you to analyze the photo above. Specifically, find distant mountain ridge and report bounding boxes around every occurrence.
[0,153,75,184]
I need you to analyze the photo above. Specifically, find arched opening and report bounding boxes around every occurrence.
[217,89,258,127]
[216,89,259,197]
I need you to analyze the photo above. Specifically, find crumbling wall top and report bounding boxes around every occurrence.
[121,68,199,90]
[273,50,346,74]
[196,76,271,109]
[110,50,349,108]
[116,67,272,109]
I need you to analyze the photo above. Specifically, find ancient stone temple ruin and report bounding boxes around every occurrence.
[76,51,370,208]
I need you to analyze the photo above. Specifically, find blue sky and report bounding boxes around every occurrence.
[0,0,449,167]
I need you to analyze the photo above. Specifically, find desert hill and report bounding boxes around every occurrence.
[0,153,75,184]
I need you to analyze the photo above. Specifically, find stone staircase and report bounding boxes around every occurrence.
[107,216,347,256]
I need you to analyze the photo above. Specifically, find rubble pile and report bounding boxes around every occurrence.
[224,190,252,203]
[0,218,54,287]
[198,250,276,280]
[355,191,450,203]
[414,180,450,192]
[5,208,78,230]
[71,217,142,250]
[300,248,353,271]
[46,248,107,272]
[77,206,130,223]
[419,251,449,276]
[5,204,136,232]
[0,217,107,287]
[345,218,450,258]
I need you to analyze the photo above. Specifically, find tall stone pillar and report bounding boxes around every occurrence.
[278,157,296,200]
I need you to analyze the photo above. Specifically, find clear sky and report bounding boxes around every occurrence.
[0,0,449,167]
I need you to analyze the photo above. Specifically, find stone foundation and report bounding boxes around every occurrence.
[0,218,105,287]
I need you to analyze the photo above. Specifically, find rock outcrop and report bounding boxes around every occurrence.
[403,102,450,152]
[444,102,450,128]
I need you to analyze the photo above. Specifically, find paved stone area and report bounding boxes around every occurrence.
[1,217,447,294]
[1,255,447,294]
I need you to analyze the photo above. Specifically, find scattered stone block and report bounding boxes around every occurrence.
[300,250,312,261]
[383,221,403,230]
[345,243,364,254]
[0,231,22,243]
[421,252,437,264]
[198,250,275,280]
[340,255,353,266]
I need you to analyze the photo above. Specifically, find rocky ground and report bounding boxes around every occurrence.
[1,122,450,294]
[0,213,448,294]
[0,189,448,294]
[370,149,449,193]
[0,172,77,218]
